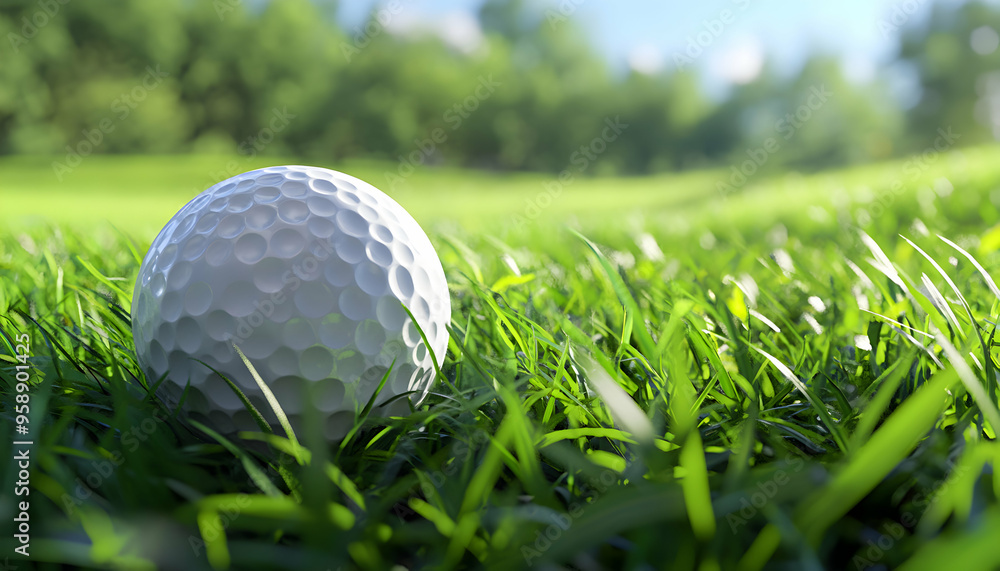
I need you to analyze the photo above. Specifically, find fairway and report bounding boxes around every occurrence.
[5,149,1000,569]
[1,155,723,234]
[4,147,998,236]
[8,0,1000,568]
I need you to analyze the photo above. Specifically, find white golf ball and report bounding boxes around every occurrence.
[131,165,450,439]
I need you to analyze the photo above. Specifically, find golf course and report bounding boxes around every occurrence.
[4,146,1000,569]
[5,0,1000,569]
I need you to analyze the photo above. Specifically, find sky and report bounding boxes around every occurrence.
[338,0,994,96]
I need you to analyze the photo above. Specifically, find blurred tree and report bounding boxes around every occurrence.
[772,56,902,169]
[0,0,982,176]
[479,0,536,42]
[899,0,1000,149]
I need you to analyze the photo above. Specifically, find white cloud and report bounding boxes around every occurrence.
[439,11,484,54]
[384,10,484,54]
[843,55,876,84]
[709,36,764,85]
[627,44,665,75]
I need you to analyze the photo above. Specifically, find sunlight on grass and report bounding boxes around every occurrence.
[4,149,1000,568]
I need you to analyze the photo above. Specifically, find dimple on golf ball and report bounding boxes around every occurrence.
[131,166,450,439]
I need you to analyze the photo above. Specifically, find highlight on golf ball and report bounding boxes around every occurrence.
[130,165,451,439]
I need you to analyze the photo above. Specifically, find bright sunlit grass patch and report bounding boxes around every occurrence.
[4,149,1000,569]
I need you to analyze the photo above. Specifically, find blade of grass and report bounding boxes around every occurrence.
[232,343,303,463]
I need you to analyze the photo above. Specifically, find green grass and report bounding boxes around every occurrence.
[4,149,1000,570]
[0,154,721,234]
[6,146,994,234]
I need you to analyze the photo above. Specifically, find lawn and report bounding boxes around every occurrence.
[3,149,1000,570]
[0,155,722,234]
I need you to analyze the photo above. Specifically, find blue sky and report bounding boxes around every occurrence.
[338,0,991,94]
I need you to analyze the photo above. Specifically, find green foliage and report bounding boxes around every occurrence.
[900,0,1000,150]
[1,0,989,174]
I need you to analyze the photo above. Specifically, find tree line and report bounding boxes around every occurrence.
[1,0,997,175]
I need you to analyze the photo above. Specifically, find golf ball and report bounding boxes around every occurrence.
[131,165,450,439]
